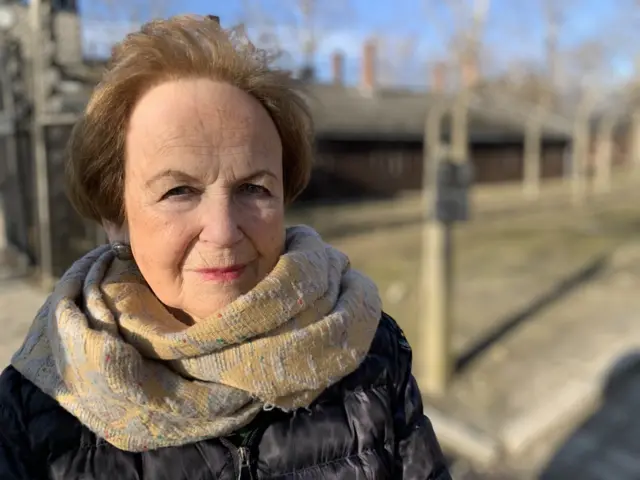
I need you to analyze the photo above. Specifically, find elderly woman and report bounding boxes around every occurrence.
[0,15,450,480]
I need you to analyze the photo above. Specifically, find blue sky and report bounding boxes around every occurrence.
[79,0,637,87]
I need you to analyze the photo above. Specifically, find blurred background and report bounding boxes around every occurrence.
[2,0,640,478]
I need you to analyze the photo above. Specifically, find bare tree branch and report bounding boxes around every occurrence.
[376,34,419,87]
[240,0,353,75]
[91,0,173,24]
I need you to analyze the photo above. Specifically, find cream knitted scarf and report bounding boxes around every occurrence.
[11,225,382,452]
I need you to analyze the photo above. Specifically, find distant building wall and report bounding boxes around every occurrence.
[298,137,570,202]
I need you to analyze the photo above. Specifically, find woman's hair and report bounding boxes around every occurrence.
[66,15,313,225]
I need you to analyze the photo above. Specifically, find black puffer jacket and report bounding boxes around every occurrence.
[0,314,451,480]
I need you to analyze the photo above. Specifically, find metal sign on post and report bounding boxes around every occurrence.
[420,155,474,398]
[435,159,474,224]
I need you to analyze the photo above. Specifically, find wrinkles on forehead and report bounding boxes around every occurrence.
[152,114,256,158]
[124,79,283,187]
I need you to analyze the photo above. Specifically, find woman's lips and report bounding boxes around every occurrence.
[195,265,246,282]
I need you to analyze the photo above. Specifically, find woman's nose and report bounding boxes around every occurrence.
[198,196,244,247]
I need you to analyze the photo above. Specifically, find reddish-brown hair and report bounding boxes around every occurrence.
[66,15,313,224]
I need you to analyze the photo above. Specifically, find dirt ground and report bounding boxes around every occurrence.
[289,181,640,355]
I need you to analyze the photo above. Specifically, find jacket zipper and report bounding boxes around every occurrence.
[227,409,282,479]
[237,446,251,480]
[236,421,266,480]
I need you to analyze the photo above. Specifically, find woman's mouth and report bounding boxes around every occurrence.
[195,265,246,282]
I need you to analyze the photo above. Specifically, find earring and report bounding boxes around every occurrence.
[110,241,133,261]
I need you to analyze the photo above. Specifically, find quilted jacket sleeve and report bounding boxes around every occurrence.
[0,367,40,480]
[387,317,452,480]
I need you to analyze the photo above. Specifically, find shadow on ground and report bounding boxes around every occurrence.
[454,253,611,374]
[540,350,640,479]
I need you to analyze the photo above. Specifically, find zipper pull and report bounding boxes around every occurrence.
[237,446,251,480]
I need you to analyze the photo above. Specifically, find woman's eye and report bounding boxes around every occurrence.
[161,186,194,200]
[238,183,270,196]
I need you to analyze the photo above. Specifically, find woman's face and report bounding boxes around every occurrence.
[123,78,285,321]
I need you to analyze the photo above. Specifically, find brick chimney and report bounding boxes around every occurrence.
[361,40,376,91]
[431,62,447,92]
[331,51,345,86]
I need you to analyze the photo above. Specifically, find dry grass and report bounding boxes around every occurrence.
[288,175,640,353]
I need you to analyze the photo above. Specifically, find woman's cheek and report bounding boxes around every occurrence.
[131,213,195,269]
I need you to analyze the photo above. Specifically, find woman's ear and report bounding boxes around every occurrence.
[102,220,130,244]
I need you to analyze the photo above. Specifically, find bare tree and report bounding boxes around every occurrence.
[376,34,419,87]
[630,63,640,172]
[522,0,565,199]
[566,40,610,203]
[448,0,491,159]
[541,0,563,103]
[90,0,173,24]
[239,0,281,48]
[242,0,352,77]
[237,0,290,72]
[423,0,491,88]
[626,3,640,173]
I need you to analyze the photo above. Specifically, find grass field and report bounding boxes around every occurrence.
[288,175,640,354]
